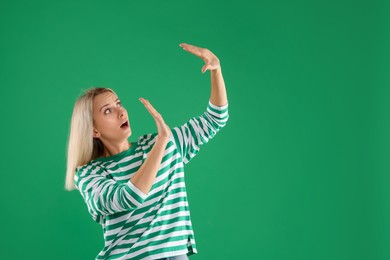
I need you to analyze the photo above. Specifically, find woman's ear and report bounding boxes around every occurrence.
[93,128,101,138]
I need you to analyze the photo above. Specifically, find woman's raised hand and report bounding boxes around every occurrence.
[139,98,171,141]
[179,43,221,73]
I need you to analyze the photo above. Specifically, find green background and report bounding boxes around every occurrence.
[0,0,389,259]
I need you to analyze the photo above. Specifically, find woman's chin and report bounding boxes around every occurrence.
[116,127,132,140]
[126,129,132,138]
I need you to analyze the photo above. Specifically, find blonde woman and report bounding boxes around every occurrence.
[65,43,229,260]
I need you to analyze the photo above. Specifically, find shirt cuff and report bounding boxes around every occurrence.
[125,179,148,205]
[208,100,229,111]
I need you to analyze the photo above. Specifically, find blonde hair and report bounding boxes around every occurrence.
[65,87,115,191]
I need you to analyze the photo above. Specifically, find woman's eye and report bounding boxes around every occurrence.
[117,102,122,107]
[104,108,111,115]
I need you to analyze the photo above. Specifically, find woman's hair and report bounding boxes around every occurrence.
[65,87,115,191]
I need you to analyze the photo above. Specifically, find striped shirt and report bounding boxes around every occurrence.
[74,100,229,259]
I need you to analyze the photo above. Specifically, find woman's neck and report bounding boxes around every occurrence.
[102,140,131,157]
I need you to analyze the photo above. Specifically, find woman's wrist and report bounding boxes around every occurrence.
[211,66,222,76]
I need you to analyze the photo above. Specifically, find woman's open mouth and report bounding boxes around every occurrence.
[120,121,129,129]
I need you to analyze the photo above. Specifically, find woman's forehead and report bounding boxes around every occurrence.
[93,91,119,108]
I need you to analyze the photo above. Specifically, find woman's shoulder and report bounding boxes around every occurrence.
[76,160,103,178]
[137,132,159,146]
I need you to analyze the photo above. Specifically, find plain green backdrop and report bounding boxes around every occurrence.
[0,0,389,259]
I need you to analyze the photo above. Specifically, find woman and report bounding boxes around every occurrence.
[65,43,229,260]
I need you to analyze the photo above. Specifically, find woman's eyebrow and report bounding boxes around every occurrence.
[100,98,119,111]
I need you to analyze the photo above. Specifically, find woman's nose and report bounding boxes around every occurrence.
[118,108,125,118]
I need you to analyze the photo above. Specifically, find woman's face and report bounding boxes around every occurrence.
[92,91,131,142]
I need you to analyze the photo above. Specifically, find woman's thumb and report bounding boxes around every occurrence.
[201,64,209,73]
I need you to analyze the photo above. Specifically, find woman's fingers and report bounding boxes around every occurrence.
[179,42,220,72]
[139,97,171,138]
[179,43,203,58]
[139,98,160,118]
[139,97,162,121]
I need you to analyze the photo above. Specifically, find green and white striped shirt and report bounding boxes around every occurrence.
[74,101,229,259]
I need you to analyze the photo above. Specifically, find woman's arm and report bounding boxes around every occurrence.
[179,43,228,107]
[167,43,229,164]
[132,44,229,190]
[171,100,229,164]
[130,98,171,195]
[210,68,228,107]
[130,135,169,194]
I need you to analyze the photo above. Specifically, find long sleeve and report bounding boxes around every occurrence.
[171,100,229,165]
[74,163,147,220]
